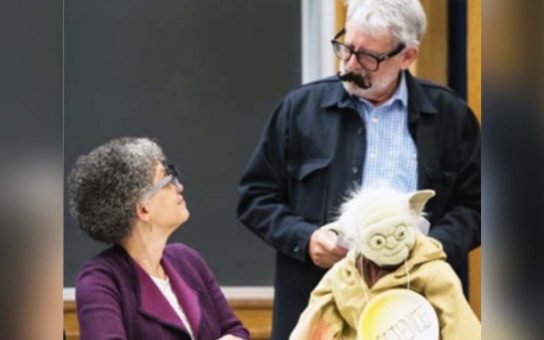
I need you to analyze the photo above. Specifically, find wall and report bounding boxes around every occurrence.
[64,0,301,288]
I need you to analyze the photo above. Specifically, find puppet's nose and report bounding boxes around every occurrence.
[385,236,397,249]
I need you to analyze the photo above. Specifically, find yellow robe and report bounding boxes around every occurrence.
[290,234,481,339]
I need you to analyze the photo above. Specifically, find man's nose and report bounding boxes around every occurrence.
[346,53,361,70]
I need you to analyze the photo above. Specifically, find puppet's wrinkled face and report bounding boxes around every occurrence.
[358,215,416,266]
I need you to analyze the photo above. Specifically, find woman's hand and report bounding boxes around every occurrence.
[217,335,245,340]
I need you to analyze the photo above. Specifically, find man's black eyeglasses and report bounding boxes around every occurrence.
[331,28,406,72]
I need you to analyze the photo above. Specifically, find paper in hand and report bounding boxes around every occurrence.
[336,232,355,250]
[416,216,431,235]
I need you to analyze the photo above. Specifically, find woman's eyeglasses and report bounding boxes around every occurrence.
[142,162,182,199]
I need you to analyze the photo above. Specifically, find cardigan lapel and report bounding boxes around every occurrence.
[134,263,191,336]
[162,256,202,338]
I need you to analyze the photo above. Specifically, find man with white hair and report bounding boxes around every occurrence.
[238,1,480,338]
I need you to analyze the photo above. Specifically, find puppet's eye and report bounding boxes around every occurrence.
[395,225,408,240]
[370,235,386,249]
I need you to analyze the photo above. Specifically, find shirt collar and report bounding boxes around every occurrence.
[396,71,408,107]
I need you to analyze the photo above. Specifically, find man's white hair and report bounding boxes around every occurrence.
[344,0,427,48]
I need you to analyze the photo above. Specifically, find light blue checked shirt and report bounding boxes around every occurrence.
[358,72,418,192]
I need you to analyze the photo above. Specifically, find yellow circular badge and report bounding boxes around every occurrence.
[357,289,439,340]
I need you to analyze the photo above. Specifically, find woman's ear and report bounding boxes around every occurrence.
[408,190,435,215]
[135,201,151,222]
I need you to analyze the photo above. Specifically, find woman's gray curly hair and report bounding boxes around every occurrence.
[68,137,165,244]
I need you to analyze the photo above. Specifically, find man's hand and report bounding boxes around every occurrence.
[309,227,348,269]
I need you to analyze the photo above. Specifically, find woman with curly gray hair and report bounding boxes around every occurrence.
[69,137,248,340]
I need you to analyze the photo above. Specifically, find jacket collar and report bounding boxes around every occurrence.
[321,77,359,111]
[321,70,438,120]
[404,71,438,122]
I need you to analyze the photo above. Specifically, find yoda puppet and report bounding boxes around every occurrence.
[290,188,481,340]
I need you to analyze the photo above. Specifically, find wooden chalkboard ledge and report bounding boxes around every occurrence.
[64,286,274,340]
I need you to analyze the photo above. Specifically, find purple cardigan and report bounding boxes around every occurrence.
[76,243,249,340]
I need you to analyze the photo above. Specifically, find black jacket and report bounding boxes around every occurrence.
[237,71,481,339]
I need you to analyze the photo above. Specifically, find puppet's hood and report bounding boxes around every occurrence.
[394,232,447,272]
[327,233,447,331]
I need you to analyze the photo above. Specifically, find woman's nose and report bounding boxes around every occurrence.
[173,178,183,193]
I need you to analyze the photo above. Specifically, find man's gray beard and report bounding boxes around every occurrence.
[341,64,400,101]
[340,63,373,97]
[342,78,371,97]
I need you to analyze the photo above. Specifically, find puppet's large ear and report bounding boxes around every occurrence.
[408,190,435,215]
